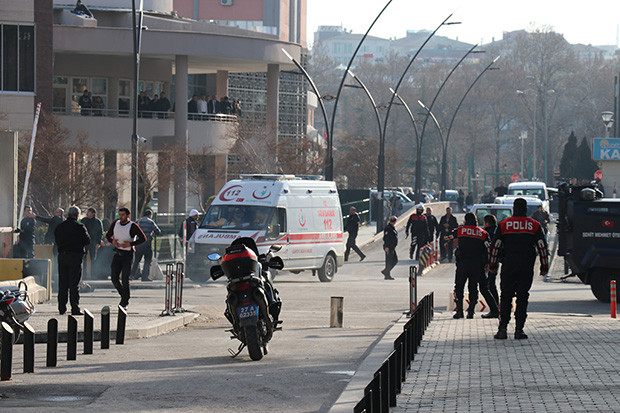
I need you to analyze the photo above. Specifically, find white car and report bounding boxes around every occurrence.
[507,181,550,212]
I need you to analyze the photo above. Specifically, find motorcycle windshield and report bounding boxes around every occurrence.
[200,205,275,231]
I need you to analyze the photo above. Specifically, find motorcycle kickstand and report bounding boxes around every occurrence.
[228,343,246,358]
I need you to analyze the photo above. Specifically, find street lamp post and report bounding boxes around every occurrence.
[519,130,528,178]
[327,0,394,181]
[415,44,481,201]
[442,56,501,194]
[344,70,384,233]
[131,0,144,218]
[602,111,614,138]
[516,89,537,179]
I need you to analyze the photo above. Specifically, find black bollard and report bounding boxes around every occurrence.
[379,359,390,413]
[1,321,14,381]
[46,318,58,367]
[23,322,35,373]
[101,306,110,349]
[116,305,127,345]
[84,309,94,355]
[388,350,398,407]
[67,315,78,360]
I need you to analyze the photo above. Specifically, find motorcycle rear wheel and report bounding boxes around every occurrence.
[244,325,263,361]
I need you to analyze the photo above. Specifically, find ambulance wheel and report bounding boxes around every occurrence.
[318,253,336,282]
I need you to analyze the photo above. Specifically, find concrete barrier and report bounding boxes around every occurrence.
[0,275,49,304]
[0,258,51,301]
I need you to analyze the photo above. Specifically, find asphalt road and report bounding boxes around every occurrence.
[1,223,611,412]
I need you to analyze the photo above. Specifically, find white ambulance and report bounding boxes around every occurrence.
[186,174,345,282]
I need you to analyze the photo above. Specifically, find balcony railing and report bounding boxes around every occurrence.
[52,107,239,123]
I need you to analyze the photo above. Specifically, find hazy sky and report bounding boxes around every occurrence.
[306,0,620,48]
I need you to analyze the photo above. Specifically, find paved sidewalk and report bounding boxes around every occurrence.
[393,312,620,412]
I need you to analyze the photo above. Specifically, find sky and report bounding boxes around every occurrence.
[306,0,620,48]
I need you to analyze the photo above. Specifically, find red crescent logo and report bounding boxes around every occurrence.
[219,185,243,202]
[252,186,272,200]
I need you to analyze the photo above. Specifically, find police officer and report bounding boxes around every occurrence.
[344,207,366,262]
[482,214,500,313]
[381,216,398,280]
[405,204,430,260]
[450,213,499,319]
[489,198,549,339]
[15,206,36,258]
[81,207,104,276]
[131,210,161,281]
[54,206,90,315]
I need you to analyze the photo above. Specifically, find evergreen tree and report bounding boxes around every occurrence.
[559,131,578,179]
[575,137,598,180]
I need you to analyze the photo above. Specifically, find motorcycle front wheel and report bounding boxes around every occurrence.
[244,325,263,361]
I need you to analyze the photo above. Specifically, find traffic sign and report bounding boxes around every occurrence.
[511,173,519,182]
[594,170,603,180]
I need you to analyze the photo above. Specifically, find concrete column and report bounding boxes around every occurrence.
[266,64,280,169]
[157,151,171,216]
[216,70,229,98]
[103,150,118,222]
[174,55,189,215]
[0,131,18,229]
[109,76,119,113]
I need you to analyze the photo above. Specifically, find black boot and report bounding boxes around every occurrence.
[453,298,464,319]
[453,310,464,319]
[466,311,474,319]
[514,329,528,339]
[494,326,508,339]
[482,311,499,319]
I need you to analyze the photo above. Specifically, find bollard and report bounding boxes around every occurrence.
[116,305,127,344]
[67,315,78,360]
[46,318,58,367]
[84,309,94,354]
[161,263,175,316]
[174,262,185,313]
[388,350,398,407]
[330,296,344,328]
[364,371,381,413]
[101,306,110,349]
[1,322,14,380]
[409,266,417,315]
[23,322,35,373]
[612,280,617,319]
[379,358,390,413]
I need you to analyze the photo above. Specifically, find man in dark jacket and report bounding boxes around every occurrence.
[482,214,499,313]
[489,198,549,340]
[425,207,439,241]
[438,207,459,262]
[449,213,499,319]
[180,209,200,242]
[405,204,430,260]
[157,91,172,119]
[16,206,36,258]
[37,208,65,245]
[344,207,365,262]
[381,216,398,280]
[55,206,90,315]
[188,95,199,120]
[81,207,104,276]
[78,90,92,115]
[531,205,550,234]
[131,210,161,281]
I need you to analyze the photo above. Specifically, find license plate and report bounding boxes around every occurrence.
[238,305,258,319]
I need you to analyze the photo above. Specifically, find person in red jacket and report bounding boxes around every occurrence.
[405,204,430,260]
[449,213,499,319]
[489,198,549,340]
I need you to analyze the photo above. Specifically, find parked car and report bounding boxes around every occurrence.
[441,190,459,202]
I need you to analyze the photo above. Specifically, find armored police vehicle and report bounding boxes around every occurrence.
[557,183,620,302]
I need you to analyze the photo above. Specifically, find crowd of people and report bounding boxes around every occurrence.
[76,89,242,120]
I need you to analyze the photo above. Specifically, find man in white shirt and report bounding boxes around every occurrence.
[197,94,208,118]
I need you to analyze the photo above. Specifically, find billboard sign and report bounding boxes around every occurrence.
[592,138,620,160]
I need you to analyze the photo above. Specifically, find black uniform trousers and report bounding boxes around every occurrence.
[383,249,398,276]
[111,250,133,307]
[345,234,365,261]
[131,243,153,280]
[499,254,535,330]
[455,259,498,314]
[486,270,500,308]
[58,252,84,313]
[409,237,424,260]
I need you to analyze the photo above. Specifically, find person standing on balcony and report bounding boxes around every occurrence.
[207,95,218,114]
[158,91,171,118]
[138,91,151,118]
[188,95,198,120]
[149,94,160,117]
[92,96,105,116]
[78,90,92,116]
[198,95,208,119]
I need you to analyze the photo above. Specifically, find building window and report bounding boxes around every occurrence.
[1,24,35,92]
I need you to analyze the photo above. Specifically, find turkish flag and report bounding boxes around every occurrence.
[603,220,614,228]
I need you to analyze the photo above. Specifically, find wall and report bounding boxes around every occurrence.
[0,131,18,235]
[53,0,173,13]
[0,95,36,131]
[0,0,34,22]
[601,160,620,196]
[196,0,263,21]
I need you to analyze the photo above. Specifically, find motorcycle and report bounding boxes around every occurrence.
[0,281,36,348]
[208,237,283,361]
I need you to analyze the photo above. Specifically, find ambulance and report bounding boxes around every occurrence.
[186,174,345,282]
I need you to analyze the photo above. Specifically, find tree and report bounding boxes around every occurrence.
[559,131,578,178]
[575,136,598,180]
